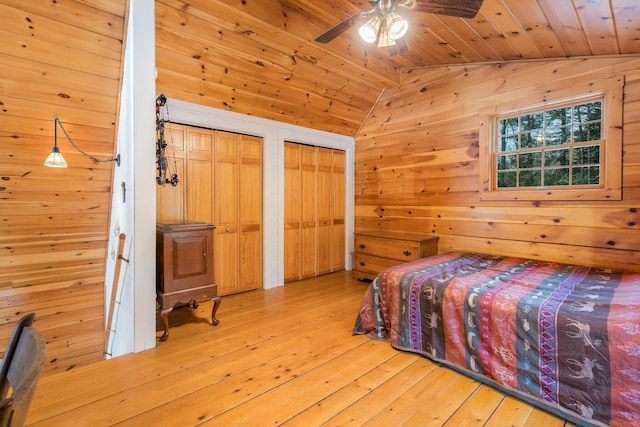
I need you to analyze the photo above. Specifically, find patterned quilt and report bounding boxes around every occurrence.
[353,251,640,427]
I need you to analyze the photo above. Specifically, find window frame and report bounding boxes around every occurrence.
[478,78,623,201]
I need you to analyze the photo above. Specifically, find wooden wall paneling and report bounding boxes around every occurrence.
[300,145,318,279]
[284,143,302,283]
[354,57,640,272]
[238,134,263,292]
[156,123,187,223]
[317,148,333,275]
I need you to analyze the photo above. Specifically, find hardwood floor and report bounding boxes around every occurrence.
[27,271,576,426]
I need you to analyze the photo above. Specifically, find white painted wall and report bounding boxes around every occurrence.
[104,0,157,357]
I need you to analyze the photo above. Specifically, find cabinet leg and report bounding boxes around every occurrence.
[159,307,173,341]
[211,296,221,326]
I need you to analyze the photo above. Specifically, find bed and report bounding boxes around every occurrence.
[353,251,640,427]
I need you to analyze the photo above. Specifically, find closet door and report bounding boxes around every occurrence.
[300,145,317,279]
[316,148,332,275]
[156,123,187,223]
[214,131,240,296]
[187,127,214,223]
[284,143,345,282]
[331,150,346,271]
[284,143,301,283]
[238,134,262,292]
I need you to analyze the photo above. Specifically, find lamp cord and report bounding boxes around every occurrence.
[54,113,118,164]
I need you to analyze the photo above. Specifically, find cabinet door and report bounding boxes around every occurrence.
[239,134,262,292]
[214,131,240,295]
[284,143,301,282]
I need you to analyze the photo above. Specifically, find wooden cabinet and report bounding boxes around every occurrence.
[156,222,220,341]
[353,231,439,280]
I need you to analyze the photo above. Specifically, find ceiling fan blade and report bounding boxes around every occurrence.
[410,0,484,19]
[315,12,367,43]
[388,36,409,56]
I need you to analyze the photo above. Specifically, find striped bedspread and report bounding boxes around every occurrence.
[353,251,640,427]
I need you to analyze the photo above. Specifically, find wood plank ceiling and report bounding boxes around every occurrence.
[156,0,640,136]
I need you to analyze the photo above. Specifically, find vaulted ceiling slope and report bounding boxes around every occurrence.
[157,0,640,137]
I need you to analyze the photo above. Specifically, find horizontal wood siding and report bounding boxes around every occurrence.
[0,0,127,375]
[355,57,640,272]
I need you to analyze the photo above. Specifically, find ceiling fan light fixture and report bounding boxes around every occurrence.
[386,12,408,40]
[359,15,382,43]
[377,20,397,47]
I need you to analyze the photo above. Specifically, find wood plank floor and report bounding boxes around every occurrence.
[27,271,577,426]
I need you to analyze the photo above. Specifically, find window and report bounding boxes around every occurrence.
[479,79,622,201]
[496,99,602,189]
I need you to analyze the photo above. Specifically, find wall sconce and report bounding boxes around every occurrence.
[44,113,120,168]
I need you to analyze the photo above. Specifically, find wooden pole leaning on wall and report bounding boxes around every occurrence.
[105,233,127,356]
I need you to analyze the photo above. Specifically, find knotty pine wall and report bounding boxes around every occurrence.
[355,57,640,272]
[0,0,127,376]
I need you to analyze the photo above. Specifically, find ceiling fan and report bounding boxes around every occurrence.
[314,0,484,55]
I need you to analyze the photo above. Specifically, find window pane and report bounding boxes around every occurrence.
[573,122,601,142]
[498,135,518,152]
[497,171,517,187]
[573,145,600,165]
[546,107,571,127]
[499,117,519,135]
[544,148,570,167]
[497,154,517,170]
[574,101,602,122]
[519,151,542,169]
[519,170,541,187]
[545,127,571,146]
[521,112,543,131]
[573,166,600,185]
[521,131,543,148]
[544,168,570,186]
